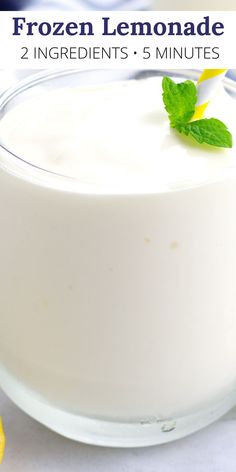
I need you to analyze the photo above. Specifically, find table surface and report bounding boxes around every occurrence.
[1,388,236,472]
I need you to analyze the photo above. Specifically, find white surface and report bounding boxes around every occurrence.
[2,78,235,192]
[1,388,236,471]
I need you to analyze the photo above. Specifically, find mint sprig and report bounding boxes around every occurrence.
[177,119,232,148]
[162,76,197,127]
[162,76,233,149]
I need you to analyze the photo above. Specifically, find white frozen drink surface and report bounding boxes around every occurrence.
[0,77,235,193]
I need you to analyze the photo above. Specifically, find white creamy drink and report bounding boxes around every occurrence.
[0,73,236,446]
[0,78,235,192]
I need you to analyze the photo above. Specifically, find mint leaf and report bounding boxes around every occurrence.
[162,76,197,127]
[162,76,233,149]
[177,118,233,148]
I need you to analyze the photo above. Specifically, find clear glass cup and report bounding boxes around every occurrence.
[0,69,236,447]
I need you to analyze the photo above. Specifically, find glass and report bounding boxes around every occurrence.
[0,69,236,447]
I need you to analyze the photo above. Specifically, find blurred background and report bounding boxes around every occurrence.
[2,0,236,10]
[1,0,23,8]
[0,0,149,10]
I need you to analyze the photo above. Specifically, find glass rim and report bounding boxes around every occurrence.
[0,68,236,195]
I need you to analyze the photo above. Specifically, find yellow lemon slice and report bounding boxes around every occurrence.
[0,417,5,464]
